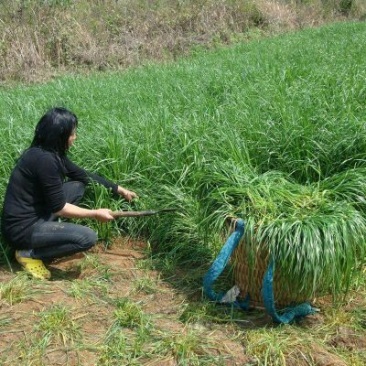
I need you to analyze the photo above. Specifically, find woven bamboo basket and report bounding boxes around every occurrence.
[233,239,313,308]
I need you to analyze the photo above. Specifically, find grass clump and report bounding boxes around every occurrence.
[0,273,32,305]
[133,275,159,295]
[113,297,150,329]
[98,298,152,364]
[76,253,112,281]
[66,278,109,301]
[37,304,82,346]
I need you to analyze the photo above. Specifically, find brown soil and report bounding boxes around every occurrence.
[0,237,365,365]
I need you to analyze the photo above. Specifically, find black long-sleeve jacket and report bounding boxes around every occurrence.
[1,147,118,249]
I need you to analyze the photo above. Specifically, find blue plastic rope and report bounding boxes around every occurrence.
[203,218,317,323]
[203,219,250,310]
[262,258,316,324]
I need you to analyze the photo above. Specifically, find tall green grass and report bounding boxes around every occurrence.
[1,21,366,299]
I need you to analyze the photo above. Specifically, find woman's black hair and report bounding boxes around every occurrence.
[31,107,78,155]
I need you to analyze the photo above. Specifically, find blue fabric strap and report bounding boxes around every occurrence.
[203,218,317,323]
[203,219,249,309]
[261,258,317,323]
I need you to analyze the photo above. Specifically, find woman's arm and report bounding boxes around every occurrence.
[55,203,115,222]
[64,157,138,201]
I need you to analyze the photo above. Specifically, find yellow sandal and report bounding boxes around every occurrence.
[15,251,51,280]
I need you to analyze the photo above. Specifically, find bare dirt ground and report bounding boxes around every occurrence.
[1,237,365,365]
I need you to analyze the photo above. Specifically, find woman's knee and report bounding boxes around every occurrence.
[30,222,97,259]
[77,227,98,250]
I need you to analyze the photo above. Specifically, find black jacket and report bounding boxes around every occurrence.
[1,147,118,249]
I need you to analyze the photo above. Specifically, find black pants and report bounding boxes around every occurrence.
[30,181,97,261]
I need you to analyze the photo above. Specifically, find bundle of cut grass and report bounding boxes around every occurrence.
[199,162,366,307]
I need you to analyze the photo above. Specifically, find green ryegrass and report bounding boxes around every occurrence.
[76,253,112,280]
[132,275,159,295]
[179,300,249,324]
[0,273,32,305]
[98,330,129,365]
[1,24,366,366]
[37,304,82,346]
[113,297,151,329]
[66,278,109,301]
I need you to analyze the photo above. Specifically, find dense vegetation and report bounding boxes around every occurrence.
[1,2,366,365]
[1,19,366,304]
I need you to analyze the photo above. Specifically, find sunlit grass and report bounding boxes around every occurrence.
[112,297,150,329]
[37,304,82,346]
[1,21,366,365]
[3,26,366,248]
[132,274,159,294]
[0,273,33,305]
[66,278,109,301]
[76,253,112,281]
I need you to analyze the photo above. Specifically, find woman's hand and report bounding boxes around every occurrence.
[93,208,114,222]
[117,186,138,202]
[93,208,115,222]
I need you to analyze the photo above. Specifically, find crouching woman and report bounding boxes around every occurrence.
[1,107,137,279]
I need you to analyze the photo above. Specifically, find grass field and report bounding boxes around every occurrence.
[1,20,366,365]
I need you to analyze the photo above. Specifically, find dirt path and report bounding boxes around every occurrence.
[0,238,255,365]
[1,238,365,365]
